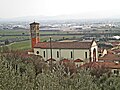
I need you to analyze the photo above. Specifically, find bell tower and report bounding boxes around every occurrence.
[30,22,40,49]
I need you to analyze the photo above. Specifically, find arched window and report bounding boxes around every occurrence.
[57,51,59,58]
[85,52,87,59]
[43,51,45,57]
[93,48,96,62]
[71,51,73,58]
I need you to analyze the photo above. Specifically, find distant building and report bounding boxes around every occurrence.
[28,22,98,62]
[81,62,120,76]
[99,50,120,63]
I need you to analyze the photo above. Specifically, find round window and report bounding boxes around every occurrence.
[36,51,39,54]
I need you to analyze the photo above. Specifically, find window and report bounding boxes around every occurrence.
[57,51,59,58]
[43,51,45,58]
[99,54,102,57]
[71,51,73,58]
[85,52,87,59]
[36,51,39,54]
[114,70,119,75]
[37,33,39,36]
[93,48,96,62]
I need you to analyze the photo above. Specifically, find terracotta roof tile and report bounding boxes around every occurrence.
[109,42,120,46]
[99,53,120,61]
[107,50,115,54]
[112,49,120,54]
[60,59,70,63]
[34,41,92,49]
[81,62,120,69]
[74,59,83,62]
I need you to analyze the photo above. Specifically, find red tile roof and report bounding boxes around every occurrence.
[112,49,120,54]
[109,42,120,46]
[60,59,70,63]
[107,50,115,54]
[34,41,92,49]
[59,59,71,65]
[74,59,83,62]
[81,62,120,69]
[99,53,120,61]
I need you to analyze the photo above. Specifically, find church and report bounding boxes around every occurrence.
[28,22,98,63]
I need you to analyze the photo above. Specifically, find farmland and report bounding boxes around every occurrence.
[1,25,120,50]
[0,29,80,50]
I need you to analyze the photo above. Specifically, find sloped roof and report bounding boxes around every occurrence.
[81,62,120,69]
[60,59,70,63]
[112,49,120,54]
[34,41,92,49]
[74,59,83,62]
[99,53,120,61]
[109,42,120,46]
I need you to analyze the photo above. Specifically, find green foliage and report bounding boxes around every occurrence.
[0,49,120,90]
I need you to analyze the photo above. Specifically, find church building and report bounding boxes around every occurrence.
[29,22,98,62]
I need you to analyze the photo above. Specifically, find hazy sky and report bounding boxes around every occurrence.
[0,0,120,18]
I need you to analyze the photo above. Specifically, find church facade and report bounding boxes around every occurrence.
[29,22,98,62]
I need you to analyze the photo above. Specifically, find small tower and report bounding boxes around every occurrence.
[30,22,40,49]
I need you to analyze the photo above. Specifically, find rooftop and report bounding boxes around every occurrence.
[99,53,120,61]
[74,59,83,62]
[34,41,93,49]
[81,62,120,69]
[30,22,39,25]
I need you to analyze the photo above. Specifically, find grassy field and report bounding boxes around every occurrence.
[0,29,68,35]
[0,36,29,40]
[7,35,77,50]
[8,40,31,50]
[0,30,29,35]
[0,29,67,41]
[0,29,81,50]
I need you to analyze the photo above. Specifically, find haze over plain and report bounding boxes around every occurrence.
[0,0,120,19]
